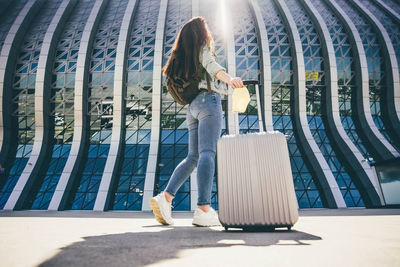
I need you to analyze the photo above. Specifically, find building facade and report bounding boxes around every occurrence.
[0,0,399,211]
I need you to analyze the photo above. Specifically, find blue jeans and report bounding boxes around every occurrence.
[165,91,222,206]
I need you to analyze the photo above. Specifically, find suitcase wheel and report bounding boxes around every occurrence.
[242,226,275,232]
[224,226,228,231]
[287,226,292,231]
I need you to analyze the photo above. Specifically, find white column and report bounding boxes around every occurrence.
[4,0,77,210]
[93,0,139,211]
[142,0,169,211]
[372,0,400,25]
[190,0,199,211]
[0,0,45,177]
[248,0,273,131]
[223,0,238,135]
[275,0,346,208]
[352,0,400,151]
[303,0,384,206]
[48,0,110,210]
[326,0,399,158]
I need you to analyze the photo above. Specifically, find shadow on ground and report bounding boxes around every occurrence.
[39,226,321,267]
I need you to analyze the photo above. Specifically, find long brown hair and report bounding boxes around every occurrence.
[163,16,214,80]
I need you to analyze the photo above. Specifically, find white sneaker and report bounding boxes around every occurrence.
[149,192,174,225]
[192,207,221,227]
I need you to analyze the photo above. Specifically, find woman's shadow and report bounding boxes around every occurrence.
[39,224,321,267]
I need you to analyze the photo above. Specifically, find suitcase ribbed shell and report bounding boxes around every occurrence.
[217,131,299,229]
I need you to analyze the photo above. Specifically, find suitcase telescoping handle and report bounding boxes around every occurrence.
[242,80,264,132]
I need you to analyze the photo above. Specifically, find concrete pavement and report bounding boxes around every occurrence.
[0,208,399,267]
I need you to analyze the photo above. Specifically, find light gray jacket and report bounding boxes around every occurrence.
[198,44,230,95]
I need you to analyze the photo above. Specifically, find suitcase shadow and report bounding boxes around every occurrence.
[39,225,321,267]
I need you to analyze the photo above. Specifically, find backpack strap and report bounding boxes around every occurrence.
[198,65,212,93]
[206,73,211,93]
[200,65,211,93]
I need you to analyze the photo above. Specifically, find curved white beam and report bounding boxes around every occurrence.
[93,0,139,211]
[249,0,273,131]
[224,0,238,135]
[303,0,384,206]
[4,0,77,210]
[274,0,346,208]
[190,0,199,211]
[0,0,45,188]
[351,0,400,150]
[142,0,169,211]
[372,0,400,25]
[326,0,400,159]
[48,0,110,211]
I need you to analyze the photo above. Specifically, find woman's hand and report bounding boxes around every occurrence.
[215,70,244,88]
[229,77,244,89]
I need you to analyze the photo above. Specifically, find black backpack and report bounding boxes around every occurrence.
[166,65,211,106]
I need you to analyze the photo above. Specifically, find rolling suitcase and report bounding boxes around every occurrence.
[217,80,298,231]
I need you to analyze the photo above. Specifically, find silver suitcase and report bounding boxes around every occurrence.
[217,81,298,231]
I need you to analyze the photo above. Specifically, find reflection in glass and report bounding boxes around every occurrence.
[335,0,397,151]
[0,0,63,209]
[67,0,129,210]
[260,0,324,208]
[286,0,363,207]
[24,0,95,210]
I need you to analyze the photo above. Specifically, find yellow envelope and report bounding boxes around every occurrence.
[232,86,251,113]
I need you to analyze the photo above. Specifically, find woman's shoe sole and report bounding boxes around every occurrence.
[149,198,169,225]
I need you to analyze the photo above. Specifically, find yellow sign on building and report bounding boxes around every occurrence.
[305,71,319,80]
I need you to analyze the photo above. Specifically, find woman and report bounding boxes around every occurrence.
[150,17,243,226]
